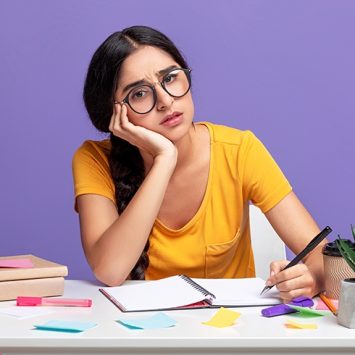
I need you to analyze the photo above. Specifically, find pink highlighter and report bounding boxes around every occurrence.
[16,296,92,307]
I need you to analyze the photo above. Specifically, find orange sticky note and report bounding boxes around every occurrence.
[202,307,241,328]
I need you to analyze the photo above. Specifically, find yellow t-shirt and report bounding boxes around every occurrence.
[72,122,292,280]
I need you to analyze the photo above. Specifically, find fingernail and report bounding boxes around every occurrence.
[265,280,272,286]
[270,271,275,277]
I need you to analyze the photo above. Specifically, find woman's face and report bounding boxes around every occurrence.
[115,46,194,143]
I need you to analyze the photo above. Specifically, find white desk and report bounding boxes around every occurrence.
[0,280,354,355]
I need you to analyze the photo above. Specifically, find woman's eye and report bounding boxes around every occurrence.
[134,91,145,98]
[164,73,177,84]
[131,89,148,100]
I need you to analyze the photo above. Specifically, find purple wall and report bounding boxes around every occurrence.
[1,0,354,280]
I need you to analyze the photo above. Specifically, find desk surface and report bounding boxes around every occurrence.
[0,280,355,355]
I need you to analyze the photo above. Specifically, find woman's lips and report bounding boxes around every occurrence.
[160,112,183,126]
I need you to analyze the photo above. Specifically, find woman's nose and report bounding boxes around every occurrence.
[155,85,173,111]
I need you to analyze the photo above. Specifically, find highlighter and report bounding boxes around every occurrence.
[261,304,297,317]
[16,296,92,307]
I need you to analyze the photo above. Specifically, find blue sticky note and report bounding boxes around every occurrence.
[34,320,97,333]
[117,312,177,330]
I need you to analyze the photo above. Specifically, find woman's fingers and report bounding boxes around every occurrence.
[266,260,289,286]
[267,262,316,301]
[108,103,176,159]
[110,103,136,136]
[269,260,289,276]
[277,278,314,302]
[109,102,121,133]
[119,104,130,128]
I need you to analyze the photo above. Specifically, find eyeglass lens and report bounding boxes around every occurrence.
[126,68,190,114]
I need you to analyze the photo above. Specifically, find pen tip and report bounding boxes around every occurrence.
[260,286,271,296]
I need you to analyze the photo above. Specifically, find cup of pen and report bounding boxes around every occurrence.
[322,241,355,299]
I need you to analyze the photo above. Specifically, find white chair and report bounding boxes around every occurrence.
[249,204,286,280]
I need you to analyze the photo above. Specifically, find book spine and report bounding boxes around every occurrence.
[179,275,216,299]
[0,277,65,301]
[0,266,68,282]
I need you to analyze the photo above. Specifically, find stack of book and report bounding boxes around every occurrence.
[0,254,68,301]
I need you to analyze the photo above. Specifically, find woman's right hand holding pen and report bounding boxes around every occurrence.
[266,260,318,302]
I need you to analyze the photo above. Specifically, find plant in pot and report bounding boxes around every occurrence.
[336,224,355,273]
[336,225,355,328]
[322,225,355,299]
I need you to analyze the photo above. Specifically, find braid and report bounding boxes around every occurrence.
[109,134,150,280]
[83,26,190,281]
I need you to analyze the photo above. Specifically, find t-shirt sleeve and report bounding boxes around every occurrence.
[239,131,292,213]
[72,141,116,211]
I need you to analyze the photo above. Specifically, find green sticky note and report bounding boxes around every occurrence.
[288,305,327,318]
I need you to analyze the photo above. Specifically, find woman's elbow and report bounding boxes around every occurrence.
[92,262,128,287]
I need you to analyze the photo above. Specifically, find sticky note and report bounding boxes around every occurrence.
[316,298,338,311]
[287,305,327,317]
[0,258,33,268]
[34,320,97,332]
[0,306,58,319]
[284,319,318,329]
[202,307,240,328]
[117,312,176,330]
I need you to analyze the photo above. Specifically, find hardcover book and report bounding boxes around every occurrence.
[0,277,65,301]
[0,254,68,281]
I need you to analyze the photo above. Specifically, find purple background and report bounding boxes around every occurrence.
[1,0,354,280]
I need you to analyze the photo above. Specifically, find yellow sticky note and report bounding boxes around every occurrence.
[284,319,318,329]
[202,307,241,328]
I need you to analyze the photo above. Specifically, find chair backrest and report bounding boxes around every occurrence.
[249,204,286,280]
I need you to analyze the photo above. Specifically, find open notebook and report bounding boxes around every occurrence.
[99,275,281,312]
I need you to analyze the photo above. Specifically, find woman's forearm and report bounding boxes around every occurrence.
[88,154,176,285]
[303,244,326,295]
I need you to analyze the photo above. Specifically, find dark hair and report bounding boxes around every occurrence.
[83,26,189,280]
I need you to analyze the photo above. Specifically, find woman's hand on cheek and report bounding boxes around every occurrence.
[109,104,177,161]
[266,260,317,302]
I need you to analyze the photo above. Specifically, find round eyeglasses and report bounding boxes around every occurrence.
[116,68,191,114]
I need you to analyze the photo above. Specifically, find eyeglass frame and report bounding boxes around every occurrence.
[115,67,192,115]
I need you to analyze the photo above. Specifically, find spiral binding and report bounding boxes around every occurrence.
[180,275,216,299]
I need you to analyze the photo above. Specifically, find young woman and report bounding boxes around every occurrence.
[73,25,327,301]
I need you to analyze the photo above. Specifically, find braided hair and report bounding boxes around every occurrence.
[82,26,189,279]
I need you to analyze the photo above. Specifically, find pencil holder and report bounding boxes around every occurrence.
[337,278,355,328]
[322,241,355,299]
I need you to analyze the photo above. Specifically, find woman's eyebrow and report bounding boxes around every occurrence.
[122,79,146,94]
[121,65,179,94]
[157,65,179,76]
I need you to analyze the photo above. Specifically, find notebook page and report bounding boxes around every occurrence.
[192,277,281,306]
[100,275,209,311]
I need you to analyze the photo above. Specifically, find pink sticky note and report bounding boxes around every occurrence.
[0,258,34,268]
[316,298,338,311]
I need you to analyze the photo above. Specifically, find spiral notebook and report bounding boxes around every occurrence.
[99,275,281,312]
